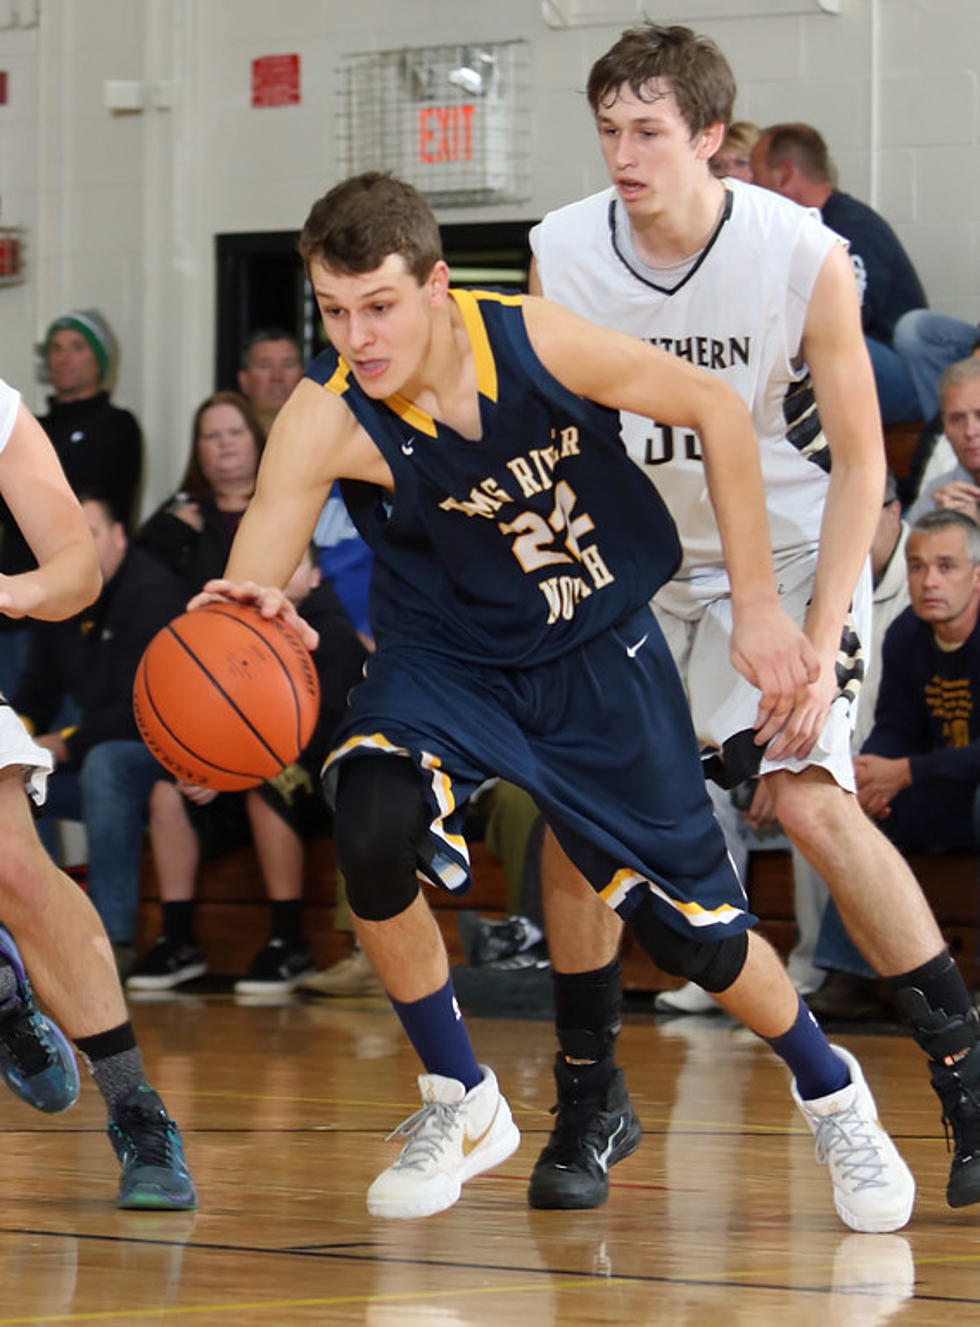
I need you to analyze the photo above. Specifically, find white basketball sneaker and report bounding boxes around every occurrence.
[792,1045,915,1233]
[653,981,719,1015]
[367,1065,520,1219]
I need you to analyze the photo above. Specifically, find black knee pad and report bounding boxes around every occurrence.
[333,755,427,922]
[629,903,749,993]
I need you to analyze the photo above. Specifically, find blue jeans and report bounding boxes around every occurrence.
[41,741,166,943]
[813,781,980,978]
[0,626,30,702]
[893,310,980,420]
[866,335,924,425]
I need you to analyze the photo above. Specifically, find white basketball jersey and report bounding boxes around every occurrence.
[0,378,20,455]
[531,180,841,608]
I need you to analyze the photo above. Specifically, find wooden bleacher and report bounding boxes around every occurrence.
[136,838,978,992]
[883,418,925,480]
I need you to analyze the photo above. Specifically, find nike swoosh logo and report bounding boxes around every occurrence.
[462,1102,498,1156]
[401,436,415,455]
[626,634,648,659]
[591,1116,626,1173]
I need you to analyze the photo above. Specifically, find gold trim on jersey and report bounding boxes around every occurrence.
[319,288,523,439]
[323,732,470,882]
[322,354,441,437]
[601,867,746,927]
[324,360,352,396]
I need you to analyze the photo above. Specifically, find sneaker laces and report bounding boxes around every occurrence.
[935,1064,980,1159]
[0,1000,54,1078]
[541,1093,611,1166]
[112,1098,179,1168]
[384,1100,459,1172]
[812,1103,892,1192]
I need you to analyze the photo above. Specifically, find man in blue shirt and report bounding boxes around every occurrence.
[751,122,927,424]
[857,508,980,841]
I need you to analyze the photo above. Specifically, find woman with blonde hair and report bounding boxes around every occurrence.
[710,119,759,182]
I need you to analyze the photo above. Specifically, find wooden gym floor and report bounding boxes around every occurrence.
[1,992,979,1325]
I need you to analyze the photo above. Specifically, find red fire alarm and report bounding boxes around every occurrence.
[0,228,25,285]
[251,54,300,108]
[0,72,8,106]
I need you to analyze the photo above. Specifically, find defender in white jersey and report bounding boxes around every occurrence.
[0,378,196,1210]
[527,21,980,1219]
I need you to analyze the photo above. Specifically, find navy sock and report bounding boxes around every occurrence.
[765,997,850,1100]
[390,979,482,1091]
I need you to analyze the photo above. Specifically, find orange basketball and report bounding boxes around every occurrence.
[133,601,320,791]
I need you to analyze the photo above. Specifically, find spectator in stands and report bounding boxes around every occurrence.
[898,338,980,510]
[235,327,375,646]
[313,483,374,647]
[136,391,264,595]
[895,310,980,423]
[809,508,980,1017]
[235,332,377,991]
[750,123,927,425]
[906,357,980,525]
[0,309,142,699]
[236,327,304,436]
[709,120,758,182]
[126,544,366,993]
[13,495,183,968]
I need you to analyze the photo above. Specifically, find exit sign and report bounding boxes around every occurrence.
[418,105,474,163]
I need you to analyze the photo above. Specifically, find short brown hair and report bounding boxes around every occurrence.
[587,22,736,137]
[181,391,266,501]
[762,124,836,184]
[298,172,443,283]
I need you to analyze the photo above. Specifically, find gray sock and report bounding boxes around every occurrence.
[0,960,19,1007]
[85,1046,149,1116]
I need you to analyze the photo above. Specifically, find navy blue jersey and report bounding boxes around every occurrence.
[865,606,980,784]
[305,290,681,667]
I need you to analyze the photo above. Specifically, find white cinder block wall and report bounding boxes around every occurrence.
[0,0,977,515]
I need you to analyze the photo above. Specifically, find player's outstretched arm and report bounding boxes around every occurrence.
[0,399,101,621]
[765,242,886,762]
[227,379,349,590]
[522,295,819,733]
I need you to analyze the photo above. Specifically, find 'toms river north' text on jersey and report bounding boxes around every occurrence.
[305,290,681,668]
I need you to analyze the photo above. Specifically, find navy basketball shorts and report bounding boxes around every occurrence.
[324,605,755,942]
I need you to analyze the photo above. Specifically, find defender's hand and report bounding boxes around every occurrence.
[730,604,819,746]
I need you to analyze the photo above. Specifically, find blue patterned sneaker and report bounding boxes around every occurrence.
[0,925,80,1113]
[108,1084,198,1210]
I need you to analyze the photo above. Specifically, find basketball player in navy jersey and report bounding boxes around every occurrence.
[528,20,980,1217]
[0,379,195,1209]
[198,171,913,1229]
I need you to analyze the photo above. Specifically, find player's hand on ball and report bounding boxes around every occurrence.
[190,578,320,652]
